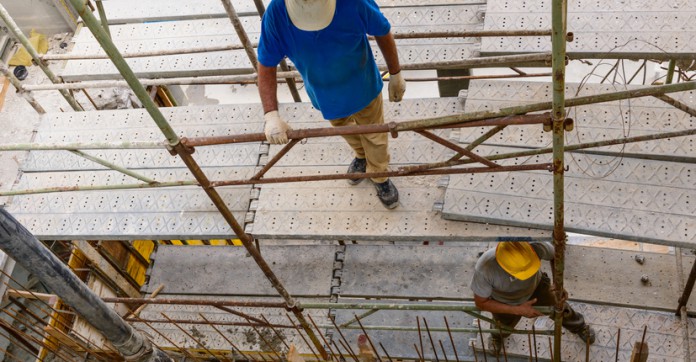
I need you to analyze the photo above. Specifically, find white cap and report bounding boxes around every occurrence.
[285,0,336,31]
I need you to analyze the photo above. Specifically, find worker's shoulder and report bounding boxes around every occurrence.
[474,248,497,271]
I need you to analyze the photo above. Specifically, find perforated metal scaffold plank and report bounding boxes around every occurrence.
[98,0,485,24]
[7,103,264,240]
[481,302,693,361]
[442,145,696,247]
[62,5,483,81]
[7,167,254,240]
[458,81,696,159]
[247,98,550,241]
[481,0,696,56]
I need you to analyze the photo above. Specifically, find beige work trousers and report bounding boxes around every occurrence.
[329,96,390,183]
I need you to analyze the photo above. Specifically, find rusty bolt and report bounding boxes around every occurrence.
[566,32,574,42]
[564,118,574,132]
[634,254,645,265]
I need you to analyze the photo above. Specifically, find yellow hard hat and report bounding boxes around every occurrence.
[495,242,541,280]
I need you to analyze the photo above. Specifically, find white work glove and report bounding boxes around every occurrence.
[388,71,406,102]
[263,110,292,144]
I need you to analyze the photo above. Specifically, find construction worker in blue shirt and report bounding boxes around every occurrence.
[257,0,406,209]
[471,241,596,356]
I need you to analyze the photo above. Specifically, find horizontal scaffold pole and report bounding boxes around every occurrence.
[24,53,552,91]
[41,29,553,61]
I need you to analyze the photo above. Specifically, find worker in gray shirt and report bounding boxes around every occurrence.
[470,241,595,355]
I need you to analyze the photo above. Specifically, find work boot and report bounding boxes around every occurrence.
[347,157,367,185]
[486,335,503,357]
[374,179,399,209]
[574,325,596,345]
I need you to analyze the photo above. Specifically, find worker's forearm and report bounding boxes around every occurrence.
[258,64,279,114]
[477,298,526,316]
[375,32,401,74]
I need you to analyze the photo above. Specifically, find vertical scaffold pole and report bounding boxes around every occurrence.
[550,0,568,360]
[67,0,328,358]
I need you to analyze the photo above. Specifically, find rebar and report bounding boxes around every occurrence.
[476,319,488,362]
[614,328,621,362]
[4,306,80,362]
[161,312,228,362]
[422,318,440,362]
[134,317,197,361]
[414,344,424,362]
[637,325,648,360]
[380,342,395,362]
[0,275,117,357]
[339,339,359,362]
[260,314,290,350]
[307,314,338,362]
[330,316,358,360]
[439,340,449,362]
[444,316,460,362]
[417,317,425,362]
[1,308,73,362]
[199,313,256,362]
[285,313,320,361]
[354,314,382,362]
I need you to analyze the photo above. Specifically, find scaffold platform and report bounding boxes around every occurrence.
[137,244,696,360]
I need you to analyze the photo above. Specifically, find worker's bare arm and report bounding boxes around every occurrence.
[258,63,279,114]
[474,294,544,318]
[374,32,401,75]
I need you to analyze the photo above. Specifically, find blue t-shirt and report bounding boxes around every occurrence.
[257,0,391,120]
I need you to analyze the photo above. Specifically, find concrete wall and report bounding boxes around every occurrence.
[0,0,76,36]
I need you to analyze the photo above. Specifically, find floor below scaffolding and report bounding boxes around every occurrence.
[135,244,696,361]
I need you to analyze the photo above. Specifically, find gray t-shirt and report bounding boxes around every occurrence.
[470,242,554,305]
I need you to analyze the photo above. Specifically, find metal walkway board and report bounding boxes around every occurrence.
[98,0,485,23]
[442,144,696,247]
[144,245,339,296]
[62,5,483,81]
[247,97,550,241]
[459,80,696,159]
[481,0,696,56]
[7,167,254,240]
[7,103,264,239]
[491,302,694,361]
[338,244,695,312]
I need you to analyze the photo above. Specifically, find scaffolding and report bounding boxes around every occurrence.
[0,0,693,361]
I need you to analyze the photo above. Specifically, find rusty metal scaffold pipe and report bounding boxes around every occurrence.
[550,0,568,359]
[182,113,550,147]
[67,0,328,358]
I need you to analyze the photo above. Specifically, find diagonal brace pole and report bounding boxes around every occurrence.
[68,0,328,358]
